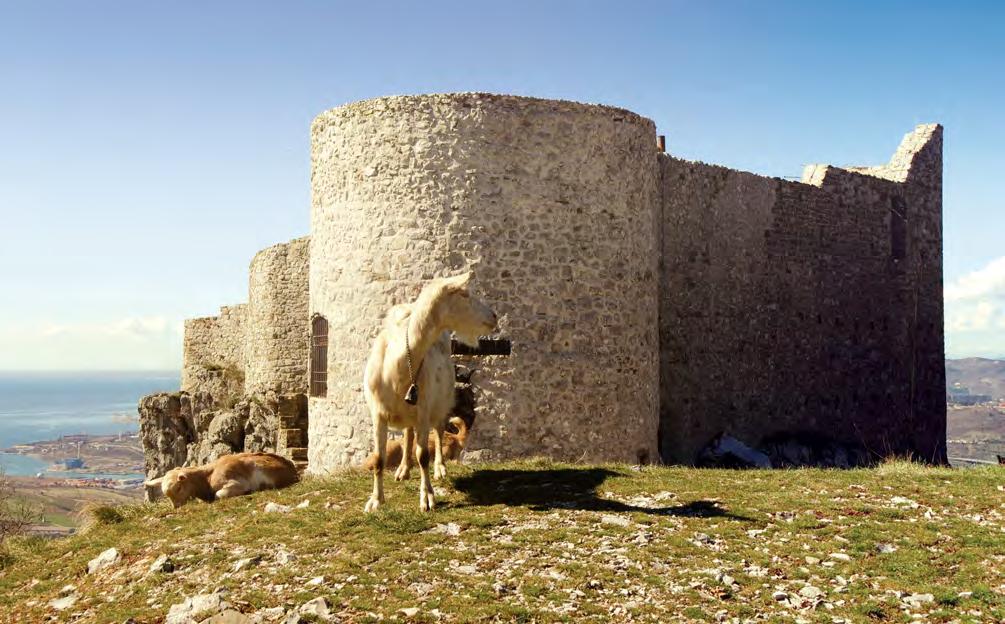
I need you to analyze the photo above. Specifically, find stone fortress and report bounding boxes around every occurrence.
[139,93,946,483]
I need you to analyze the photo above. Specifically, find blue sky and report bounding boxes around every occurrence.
[0,1,1002,369]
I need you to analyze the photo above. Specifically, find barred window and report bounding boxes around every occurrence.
[310,316,329,397]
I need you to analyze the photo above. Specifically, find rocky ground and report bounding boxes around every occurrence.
[1,460,1003,623]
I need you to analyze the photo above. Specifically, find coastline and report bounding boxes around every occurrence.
[0,431,145,480]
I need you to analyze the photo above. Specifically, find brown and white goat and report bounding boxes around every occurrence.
[363,416,470,473]
[144,452,299,508]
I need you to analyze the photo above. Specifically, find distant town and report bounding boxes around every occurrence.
[2,431,145,478]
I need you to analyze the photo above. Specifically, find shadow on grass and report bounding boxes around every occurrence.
[451,467,751,521]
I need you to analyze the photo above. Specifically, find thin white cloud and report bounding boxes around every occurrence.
[945,256,1005,357]
[946,256,1005,302]
[0,317,183,370]
[948,300,997,332]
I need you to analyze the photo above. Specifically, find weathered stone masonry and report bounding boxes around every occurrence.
[308,94,659,470]
[141,237,311,491]
[659,125,946,464]
[246,236,311,395]
[143,92,946,473]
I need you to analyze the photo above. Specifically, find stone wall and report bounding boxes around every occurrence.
[308,93,660,471]
[181,304,248,394]
[246,236,310,395]
[658,125,946,464]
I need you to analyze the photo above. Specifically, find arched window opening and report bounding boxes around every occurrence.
[310,315,329,397]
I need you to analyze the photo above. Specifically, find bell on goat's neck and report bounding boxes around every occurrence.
[404,384,419,405]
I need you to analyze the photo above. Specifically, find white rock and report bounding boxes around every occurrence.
[410,582,435,596]
[426,522,462,536]
[891,496,919,508]
[772,590,789,601]
[805,556,821,565]
[49,595,77,610]
[829,553,851,562]
[296,499,310,509]
[233,556,261,572]
[264,502,292,514]
[306,576,324,586]
[455,564,478,575]
[601,514,631,527]
[903,593,934,607]
[720,574,735,586]
[299,596,331,620]
[799,585,825,599]
[877,543,897,554]
[257,606,287,622]
[58,584,75,596]
[87,547,121,574]
[166,590,229,624]
[274,548,296,565]
[149,553,175,573]
[203,609,252,623]
[399,607,420,617]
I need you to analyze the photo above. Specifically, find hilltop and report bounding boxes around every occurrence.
[1,460,1003,623]
[947,358,1005,400]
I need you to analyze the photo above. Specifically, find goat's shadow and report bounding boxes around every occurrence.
[450,467,751,521]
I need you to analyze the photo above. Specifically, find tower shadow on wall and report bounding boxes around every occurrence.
[450,466,751,521]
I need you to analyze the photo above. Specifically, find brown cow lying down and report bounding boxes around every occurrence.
[364,416,470,474]
[144,452,299,508]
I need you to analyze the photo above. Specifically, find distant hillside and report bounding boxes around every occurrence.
[945,358,1005,462]
[946,357,1005,400]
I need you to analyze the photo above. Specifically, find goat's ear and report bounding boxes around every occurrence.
[176,473,187,482]
[144,477,163,487]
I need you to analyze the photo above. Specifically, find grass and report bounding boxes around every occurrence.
[10,479,141,528]
[0,460,1003,623]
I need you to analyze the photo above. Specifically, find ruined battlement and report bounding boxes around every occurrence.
[164,93,945,471]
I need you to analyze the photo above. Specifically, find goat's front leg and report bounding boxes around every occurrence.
[215,480,248,500]
[364,416,388,513]
[394,427,414,481]
[415,411,435,512]
[432,424,447,480]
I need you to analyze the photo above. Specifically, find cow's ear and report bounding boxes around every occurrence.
[176,473,187,482]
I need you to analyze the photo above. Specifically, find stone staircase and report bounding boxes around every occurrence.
[274,394,309,473]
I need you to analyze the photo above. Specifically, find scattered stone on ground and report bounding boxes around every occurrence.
[87,547,120,574]
[149,553,175,574]
[264,502,292,514]
[48,595,77,611]
[165,589,229,624]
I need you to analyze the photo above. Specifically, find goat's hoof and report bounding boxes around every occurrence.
[364,497,383,513]
[419,493,436,512]
[432,464,447,480]
[394,467,411,481]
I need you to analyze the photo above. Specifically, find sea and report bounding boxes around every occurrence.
[0,371,179,478]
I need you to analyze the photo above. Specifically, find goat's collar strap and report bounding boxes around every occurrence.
[404,327,420,405]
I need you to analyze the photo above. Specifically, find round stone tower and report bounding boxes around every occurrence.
[308,93,659,472]
[245,236,310,395]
